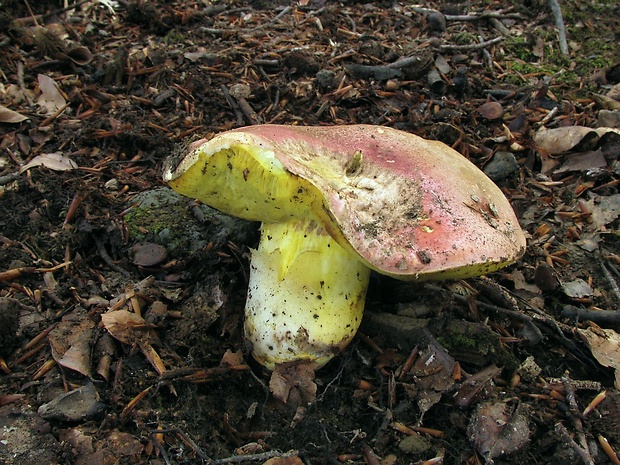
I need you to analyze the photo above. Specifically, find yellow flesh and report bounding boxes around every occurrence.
[167,145,318,223]
[246,221,370,369]
[167,143,369,368]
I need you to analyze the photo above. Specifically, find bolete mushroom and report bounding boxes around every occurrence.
[163,125,525,370]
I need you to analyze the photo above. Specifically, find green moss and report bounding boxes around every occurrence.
[125,204,186,241]
[163,30,186,44]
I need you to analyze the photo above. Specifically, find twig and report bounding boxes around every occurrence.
[547,0,569,55]
[208,449,299,465]
[250,6,292,31]
[17,61,34,107]
[12,0,94,26]
[444,10,524,21]
[220,85,245,126]
[0,171,20,186]
[425,283,534,325]
[385,55,427,69]
[562,373,594,464]
[561,305,620,327]
[93,235,131,276]
[599,259,620,302]
[435,36,503,51]
[150,428,211,461]
[488,17,511,37]
[555,423,595,465]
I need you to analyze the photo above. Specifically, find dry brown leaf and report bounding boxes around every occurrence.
[468,400,530,463]
[263,456,304,465]
[534,126,620,154]
[221,349,245,367]
[101,309,158,346]
[0,105,28,123]
[410,339,456,418]
[583,193,620,229]
[578,327,620,389]
[19,152,78,173]
[554,148,607,174]
[412,339,456,392]
[454,365,501,408]
[48,309,95,378]
[269,362,317,408]
[138,341,166,375]
[36,74,66,115]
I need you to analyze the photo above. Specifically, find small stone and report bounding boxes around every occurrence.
[534,263,560,292]
[562,279,593,299]
[38,383,106,422]
[131,242,168,267]
[483,151,519,181]
[477,101,504,120]
[316,69,337,89]
[0,297,20,357]
[398,433,433,454]
[427,12,446,34]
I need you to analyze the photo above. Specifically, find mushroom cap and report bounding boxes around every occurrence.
[166,124,526,280]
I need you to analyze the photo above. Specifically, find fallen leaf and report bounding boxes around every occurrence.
[269,362,317,408]
[263,456,305,465]
[101,309,158,346]
[468,400,530,463]
[578,327,620,389]
[101,308,167,377]
[19,152,78,173]
[0,104,29,123]
[554,148,607,174]
[36,74,66,115]
[48,308,95,378]
[221,349,245,367]
[410,338,457,418]
[534,126,620,154]
[562,279,594,299]
[584,193,620,228]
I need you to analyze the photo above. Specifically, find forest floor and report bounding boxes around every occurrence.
[1,0,620,464]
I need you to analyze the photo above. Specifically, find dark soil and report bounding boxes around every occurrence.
[1,1,620,464]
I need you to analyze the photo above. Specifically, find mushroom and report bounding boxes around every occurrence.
[163,124,526,370]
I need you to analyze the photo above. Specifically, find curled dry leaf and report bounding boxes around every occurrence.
[65,46,93,66]
[468,400,530,463]
[578,327,620,389]
[583,193,620,229]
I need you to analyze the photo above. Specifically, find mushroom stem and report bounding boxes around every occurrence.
[245,219,370,369]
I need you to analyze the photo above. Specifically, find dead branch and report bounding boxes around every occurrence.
[434,36,503,51]
[547,0,569,55]
[562,305,620,327]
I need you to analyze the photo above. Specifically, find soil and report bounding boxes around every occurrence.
[1,0,620,464]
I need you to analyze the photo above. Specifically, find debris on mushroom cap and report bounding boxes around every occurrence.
[165,124,526,280]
